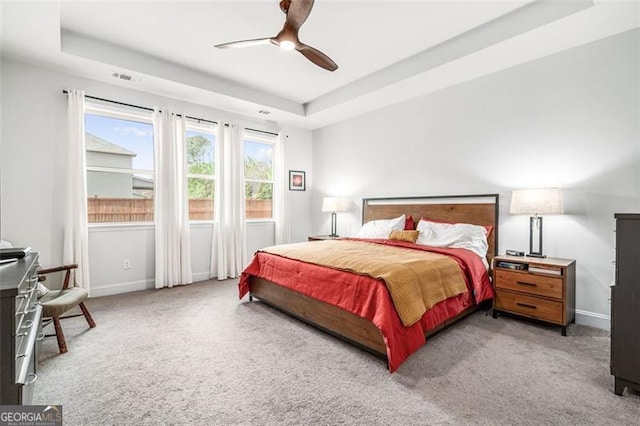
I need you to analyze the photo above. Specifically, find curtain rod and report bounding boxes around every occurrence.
[61,90,279,136]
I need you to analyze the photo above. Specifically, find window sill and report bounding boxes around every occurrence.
[88,219,274,231]
[88,222,155,232]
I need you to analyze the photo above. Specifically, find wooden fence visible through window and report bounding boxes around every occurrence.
[87,198,272,222]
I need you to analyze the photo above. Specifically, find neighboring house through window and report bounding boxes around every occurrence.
[85,105,155,223]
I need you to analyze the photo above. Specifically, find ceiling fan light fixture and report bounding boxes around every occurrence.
[279,40,296,51]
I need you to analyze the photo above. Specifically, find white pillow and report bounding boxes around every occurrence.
[416,219,488,259]
[357,215,406,239]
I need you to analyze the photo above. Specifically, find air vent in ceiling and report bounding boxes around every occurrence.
[258,110,271,115]
[112,72,139,83]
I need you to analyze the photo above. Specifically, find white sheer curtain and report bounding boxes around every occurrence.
[210,123,247,279]
[153,108,193,288]
[63,89,91,293]
[274,132,290,245]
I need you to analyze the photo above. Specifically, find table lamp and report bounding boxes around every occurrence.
[321,197,349,237]
[509,188,564,258]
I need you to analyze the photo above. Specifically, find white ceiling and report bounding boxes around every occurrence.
[1,1,639,129]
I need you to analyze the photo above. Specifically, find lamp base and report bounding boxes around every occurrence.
[529,216,545,259]
[527,253,546,258]
[329,212,337,238]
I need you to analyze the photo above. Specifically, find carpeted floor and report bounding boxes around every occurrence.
[34,279,639,425]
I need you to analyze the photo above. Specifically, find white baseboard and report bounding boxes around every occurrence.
[88,280,612,332]
[192,271,212,282]
[575,309,610,331]
[90,279,155,297]
[89,271,213,298]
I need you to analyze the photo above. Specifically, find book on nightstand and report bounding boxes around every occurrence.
[496,261,527,271]
[528,265,562,276]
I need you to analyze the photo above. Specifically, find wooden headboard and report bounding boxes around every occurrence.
[362,194,499,265]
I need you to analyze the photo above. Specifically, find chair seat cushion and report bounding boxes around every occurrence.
[40,287,89,318]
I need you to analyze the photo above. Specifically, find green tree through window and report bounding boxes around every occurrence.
[244,156,272,200]
[187,129,216,220]
[244,136,274,219]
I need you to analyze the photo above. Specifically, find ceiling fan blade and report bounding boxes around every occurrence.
[284,0,315,31]
[297,43,338,72]
[215,38,274,49]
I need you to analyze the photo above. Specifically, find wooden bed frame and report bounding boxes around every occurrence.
[248,194,499,361]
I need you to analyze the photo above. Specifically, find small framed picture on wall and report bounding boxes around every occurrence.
[289,170,306,191]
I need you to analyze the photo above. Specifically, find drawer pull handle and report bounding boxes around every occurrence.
[516,281,537,287]
[16,305,38,316]
[20,320,33,329]
[16,332,28,338]
[24,373,38,386]
[516,302,537,309]
[36,332,45,341]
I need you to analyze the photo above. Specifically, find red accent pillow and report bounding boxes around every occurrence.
[404,216,415,230]
[420,217,493,236]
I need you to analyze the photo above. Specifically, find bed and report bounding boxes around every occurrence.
[239,194,499,372]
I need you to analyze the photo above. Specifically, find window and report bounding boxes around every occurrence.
[244,131,275,220]
[85,106,154,223]
[85,102,264,224]
[186,124,216,220]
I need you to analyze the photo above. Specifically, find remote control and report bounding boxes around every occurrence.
[506,249,525,256]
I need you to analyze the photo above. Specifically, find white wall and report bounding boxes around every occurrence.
[0,58,313,296]
[280,125,314,244]
[311,29,640,330]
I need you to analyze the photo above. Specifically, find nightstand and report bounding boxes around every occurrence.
[492,255,576,336]
[308,235,340,241]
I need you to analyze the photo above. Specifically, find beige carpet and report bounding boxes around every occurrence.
[34,279,639,425]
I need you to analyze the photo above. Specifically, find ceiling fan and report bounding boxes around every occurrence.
[215,0,338,72]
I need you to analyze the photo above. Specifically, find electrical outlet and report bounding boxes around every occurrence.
[123,258,131,270]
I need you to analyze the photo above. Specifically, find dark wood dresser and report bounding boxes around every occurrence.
[0,253,43,405]
[611,213,640,396]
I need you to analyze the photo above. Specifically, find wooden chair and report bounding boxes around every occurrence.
[38,264,96,353]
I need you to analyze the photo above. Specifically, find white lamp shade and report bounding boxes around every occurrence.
[322,197,349,213]
[510,188,564,215]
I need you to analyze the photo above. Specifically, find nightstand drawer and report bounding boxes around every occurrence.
[495,269,563,300]
[495,290,563,324]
